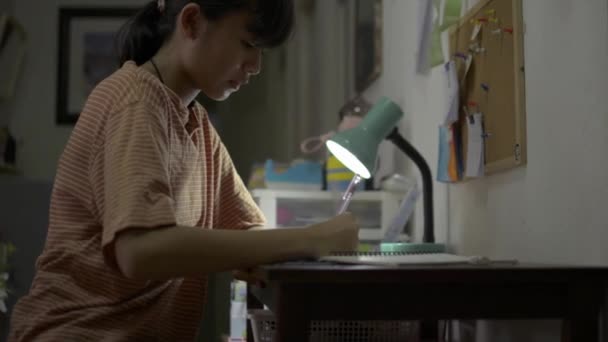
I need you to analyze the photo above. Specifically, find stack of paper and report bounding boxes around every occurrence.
[465,113,485,178]
[321,253,473,266]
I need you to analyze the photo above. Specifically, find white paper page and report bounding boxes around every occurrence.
[444,61,459,125]
[470,23,482,41]
[416,0,434,73]
[321,253,472,266]
[465,113,485,177]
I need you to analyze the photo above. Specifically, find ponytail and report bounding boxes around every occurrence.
[116,0,295,66]
[117,1,166,66]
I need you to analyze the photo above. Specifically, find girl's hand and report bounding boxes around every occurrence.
[307,213,360,257]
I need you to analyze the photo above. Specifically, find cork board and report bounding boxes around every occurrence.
[449,0,526,174]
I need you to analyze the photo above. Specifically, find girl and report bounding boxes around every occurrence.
[9,0,359,340]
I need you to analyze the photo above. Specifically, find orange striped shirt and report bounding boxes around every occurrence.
[8,61,265,341]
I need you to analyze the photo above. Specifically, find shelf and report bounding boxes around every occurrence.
[252,188,411,242]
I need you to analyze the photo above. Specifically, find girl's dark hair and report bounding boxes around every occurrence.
[117,0,294,66]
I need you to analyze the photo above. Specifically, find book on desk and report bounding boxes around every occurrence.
[320,251,518,266]
[320,252,472,266]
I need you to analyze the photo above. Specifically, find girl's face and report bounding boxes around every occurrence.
[178,5,263,101]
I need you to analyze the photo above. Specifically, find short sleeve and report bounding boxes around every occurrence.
[215,142,266,230]
[92,100,177,252]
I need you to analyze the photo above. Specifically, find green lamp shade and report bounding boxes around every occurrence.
[326,97,404,179]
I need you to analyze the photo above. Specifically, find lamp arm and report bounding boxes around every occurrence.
[386,128,435,243]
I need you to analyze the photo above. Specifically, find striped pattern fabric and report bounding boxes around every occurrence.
[8,62,265,341]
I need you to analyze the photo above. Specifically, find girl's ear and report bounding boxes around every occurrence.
[178,3,208,40]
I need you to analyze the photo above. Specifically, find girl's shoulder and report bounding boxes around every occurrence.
[94,61,171,112]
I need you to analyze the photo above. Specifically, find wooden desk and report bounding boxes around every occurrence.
[248,262,608,342]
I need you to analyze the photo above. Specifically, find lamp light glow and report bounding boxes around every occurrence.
[326,97,403,178]
[326,97,436,243]
[326,141,371,179]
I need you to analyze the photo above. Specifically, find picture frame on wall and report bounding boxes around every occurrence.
[56,7,137,125]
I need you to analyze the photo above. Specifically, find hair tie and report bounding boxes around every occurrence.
[157,0,166,12]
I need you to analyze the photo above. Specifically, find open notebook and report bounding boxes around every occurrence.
[320,252,479,266]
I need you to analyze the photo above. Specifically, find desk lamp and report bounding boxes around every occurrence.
[326,97,438,247]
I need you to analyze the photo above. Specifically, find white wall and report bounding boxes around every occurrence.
[452,0,608,265]
[0,0,13,13]
[366,0,608,341]
[8,0,147,181]
[364,0,451,244]
[451,1,608,340]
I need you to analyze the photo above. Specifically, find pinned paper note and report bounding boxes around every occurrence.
[430,0,463,67]
[465,113,485,178]
[416,0,434,73]
[444,61,459,125]
[437,125,451,182]
[470,23,482,41]
[383,185,420,243]
[430,0,444,67]
[437,125,460,183]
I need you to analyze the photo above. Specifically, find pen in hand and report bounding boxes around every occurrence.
[336,174,363,215]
